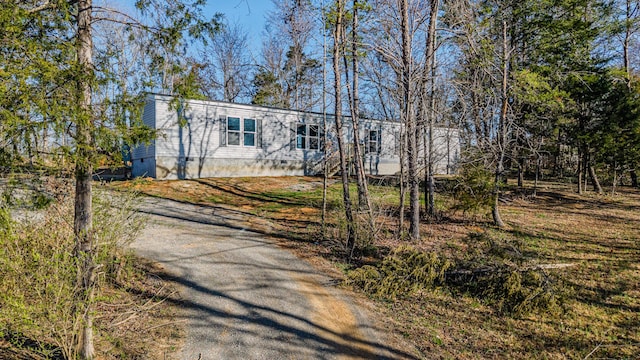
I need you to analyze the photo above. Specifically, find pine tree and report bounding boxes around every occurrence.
[0,1,219,357]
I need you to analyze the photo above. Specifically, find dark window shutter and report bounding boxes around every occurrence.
[256,119,263,148]
[220,116,227,147]
[290,122,296,151]
[378,125,382,154]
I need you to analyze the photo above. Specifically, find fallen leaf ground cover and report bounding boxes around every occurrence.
[0,259,183,360]
[112,176,640,359]
[0,181,183,360]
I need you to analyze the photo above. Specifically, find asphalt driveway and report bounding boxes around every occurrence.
[132,196,417,360]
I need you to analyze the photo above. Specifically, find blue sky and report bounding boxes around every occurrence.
[102,1,273,50]
[205,1,273,47]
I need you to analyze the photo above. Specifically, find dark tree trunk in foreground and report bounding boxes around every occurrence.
[398,129,407,235]
[75,1,96,358]
[401,0,420,240]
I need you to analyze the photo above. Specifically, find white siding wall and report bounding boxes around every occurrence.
[153,97,328,160]
[134,94,459,179]
[421,127,461,175]
[131,99,157,177]
[151,95,326,179]
[131,99,156,159]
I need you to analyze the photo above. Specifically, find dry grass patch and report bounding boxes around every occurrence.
[110,177,640,358]
[0,180,184,359]
[91,259,185,360]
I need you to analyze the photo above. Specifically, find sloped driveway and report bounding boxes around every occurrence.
[132,196,417,360]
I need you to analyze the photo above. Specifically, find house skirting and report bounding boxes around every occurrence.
[154,157,309,179]
[138,156,402,180]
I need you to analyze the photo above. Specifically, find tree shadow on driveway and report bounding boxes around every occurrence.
[133,197,419,359]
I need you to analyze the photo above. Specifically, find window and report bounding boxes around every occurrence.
[244,118,256,146]
[227,117,241,146]
[296,124,306,149]
[224,116,260,147]
[367,130,380,154]
[294,123,321,150]
[309,125,319,150]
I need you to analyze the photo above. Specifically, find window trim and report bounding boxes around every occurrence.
[367,129,380,154]
[227,116,241,146]
[224,116,261,148]
[294,123,321,151]
[244,118,256,147]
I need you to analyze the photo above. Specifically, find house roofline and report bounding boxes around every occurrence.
[144,92,460,131]
[144,92,402,124]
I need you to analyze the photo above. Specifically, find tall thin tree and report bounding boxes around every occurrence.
[400,0,421,239]
[331,0,357,255]
[344,0,373,212]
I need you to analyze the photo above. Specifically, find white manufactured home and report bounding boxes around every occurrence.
[131,94,459,179]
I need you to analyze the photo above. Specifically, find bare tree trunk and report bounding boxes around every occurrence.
[554,132,562,177]
[611,162,617,195]
[534,154,540,197]
[424,0,439,218]
[351,1,376,236]
[401,0,420,240]
[517,157,524,189]
[491,178,504,227]
[631,169,638,188]
[588,162,603,194]
[492,159,505,228]
[577,149,584,194]
[582,152,589,192]
[332,0,356,256]
[426,121,435,216]
[321,140,328,236]
[492,19,509,229]
[399,126,406,236]
[321,6,328,236]
[76,1,95,358]
[623,0,634,89]
[344,0,371,212]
